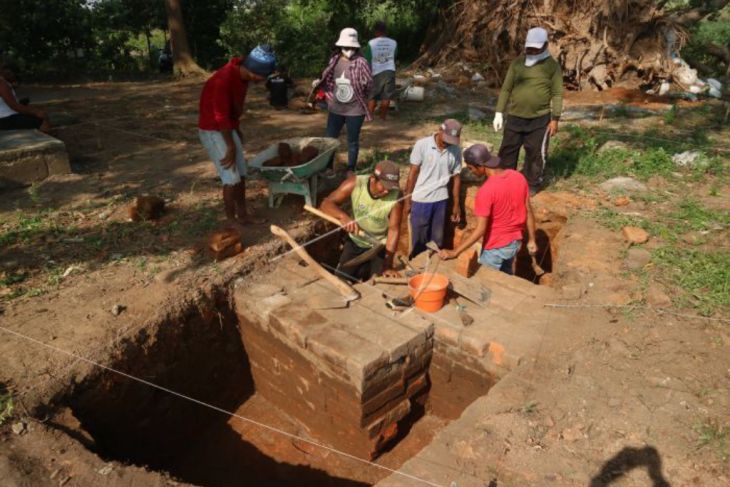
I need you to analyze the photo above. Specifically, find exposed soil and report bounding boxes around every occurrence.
[0,79,728,487]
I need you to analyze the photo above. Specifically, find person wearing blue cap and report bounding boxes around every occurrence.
[198,44,276,231]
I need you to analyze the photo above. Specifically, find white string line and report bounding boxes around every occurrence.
[543,303,730,323]
[0,324,446,487]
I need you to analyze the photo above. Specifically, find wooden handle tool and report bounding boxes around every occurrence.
[270,225,359,301]
[303,204,381,247]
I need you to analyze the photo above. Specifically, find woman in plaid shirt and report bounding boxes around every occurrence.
[314,27,373,173]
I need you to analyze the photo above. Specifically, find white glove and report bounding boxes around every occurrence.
[311,79,320,88]
[493,112,504,132]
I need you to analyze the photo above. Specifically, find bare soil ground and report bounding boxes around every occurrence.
[1,78,728,486]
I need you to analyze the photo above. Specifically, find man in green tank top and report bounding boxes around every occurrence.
[320,160,403,281]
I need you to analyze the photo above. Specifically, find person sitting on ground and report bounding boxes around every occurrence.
[313,27,373,174]
[198,44,276,232]
[364,20,397,120]
[439,144,537,274]
[0,65,51,132]
[265,68,293,110]
[320,160,403,282]
[403,119,463,258]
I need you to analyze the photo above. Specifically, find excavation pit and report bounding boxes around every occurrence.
[56,277,491,483]
[515,213,567,285]
[55,228,554,486]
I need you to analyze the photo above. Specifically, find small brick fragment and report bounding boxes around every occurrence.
[614,196,631,207]
[621,226,649,244]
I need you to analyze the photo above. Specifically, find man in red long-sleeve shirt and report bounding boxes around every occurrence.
[198,44,276,231]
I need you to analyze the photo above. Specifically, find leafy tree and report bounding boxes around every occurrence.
[0,0,94,76]
[218,0,438,76]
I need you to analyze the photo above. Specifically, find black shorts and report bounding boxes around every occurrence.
[0,113,43,130]
[370,71,396,101]
[335,237,385,282]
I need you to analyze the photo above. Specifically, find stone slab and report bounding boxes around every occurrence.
[0,129,70,188]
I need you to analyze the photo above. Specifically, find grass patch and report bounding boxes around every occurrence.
[0,389,13,425]
[694,419,729,460]
[653,247,730,315]
[0,211,55,246]
[592,199,728,315]
[550,126,680,182]
[591,208,656,232]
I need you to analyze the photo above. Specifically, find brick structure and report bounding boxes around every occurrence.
[234,258,434,459]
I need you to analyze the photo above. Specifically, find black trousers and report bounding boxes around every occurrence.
[335,237,384,282]
[0,113,43,130]
[498,113,551,189]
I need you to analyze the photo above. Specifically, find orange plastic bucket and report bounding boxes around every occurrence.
[408,273,449,312]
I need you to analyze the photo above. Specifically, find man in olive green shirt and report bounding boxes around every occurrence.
[493,27,563,194]
[320,160,403,282]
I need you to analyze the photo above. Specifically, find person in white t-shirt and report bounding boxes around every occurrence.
[0,65,51,132]
[365,21,397,120]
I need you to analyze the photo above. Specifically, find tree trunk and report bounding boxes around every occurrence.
[144,30,153,69]
[163,0,206,77]
[416,0,730,91]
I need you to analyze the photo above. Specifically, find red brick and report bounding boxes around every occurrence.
[452,226,468,248]
[455,247,478,277]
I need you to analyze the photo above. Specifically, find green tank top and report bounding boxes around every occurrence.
[350,175,399,248]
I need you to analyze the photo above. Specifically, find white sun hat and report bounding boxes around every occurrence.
[335,27,361,48]
[525,27,548,48]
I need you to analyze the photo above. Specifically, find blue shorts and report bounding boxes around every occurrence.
[198,129,246,185]
[479,239,522,275]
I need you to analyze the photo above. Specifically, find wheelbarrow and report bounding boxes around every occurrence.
[248,137,339,208]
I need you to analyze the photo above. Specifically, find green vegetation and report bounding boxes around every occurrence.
[549,124,727,185]
[219,0,438,76]
[0,390,13,426]
[1,0,437,79]
[591,199,730,316]
[1,0,226,78]
[695,419,729,460]
[521,400,539,414]
[653,248,730,316]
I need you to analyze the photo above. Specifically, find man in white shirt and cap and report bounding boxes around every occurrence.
[493,27,563,195]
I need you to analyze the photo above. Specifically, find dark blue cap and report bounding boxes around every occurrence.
[243,44,276,77]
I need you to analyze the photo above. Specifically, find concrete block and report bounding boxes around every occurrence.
[0,130,70,188]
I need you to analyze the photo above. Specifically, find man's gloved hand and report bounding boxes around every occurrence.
[493,112,504,132]
[311,79,320,88]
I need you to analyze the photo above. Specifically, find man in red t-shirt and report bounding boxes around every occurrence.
[198,44,275,231]
[440,144,537,274]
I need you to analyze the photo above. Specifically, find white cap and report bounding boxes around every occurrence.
[335,28,361,48]
[525,27,548,49]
